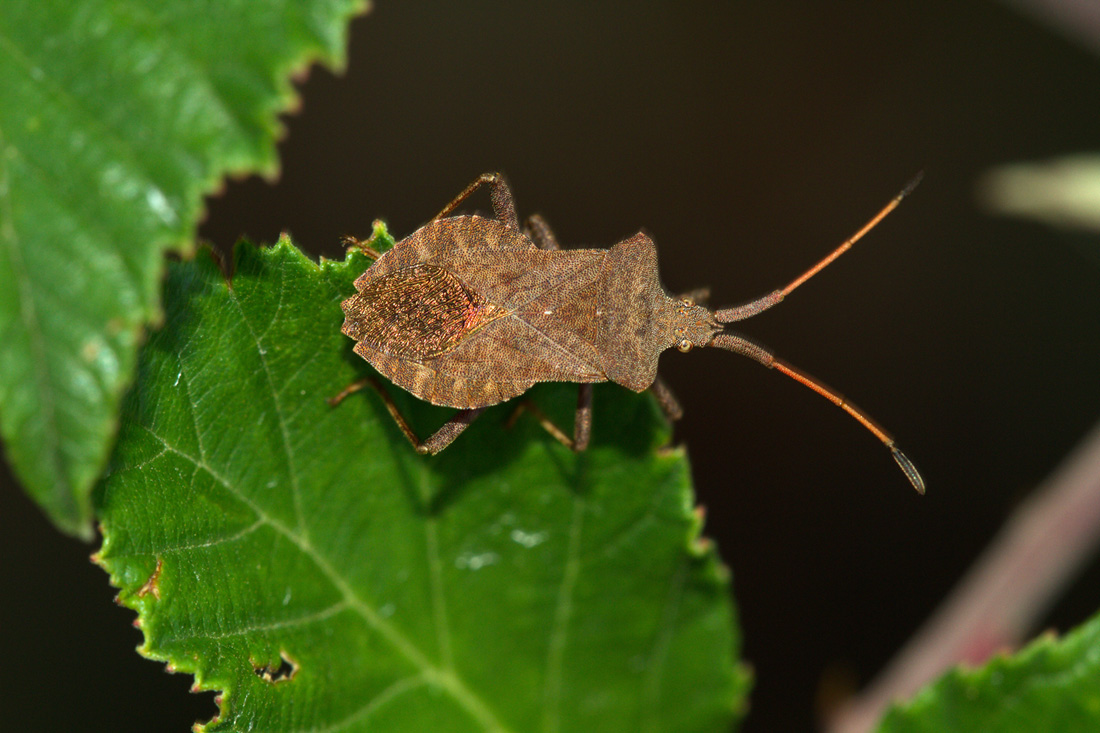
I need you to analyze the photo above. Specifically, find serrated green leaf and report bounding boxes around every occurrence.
[0,0,365,538]
[877,612,1100,732]
[94,237,749,732]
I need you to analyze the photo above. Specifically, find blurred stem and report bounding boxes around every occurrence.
[999,0,1100,55]
[828,418,1100,733]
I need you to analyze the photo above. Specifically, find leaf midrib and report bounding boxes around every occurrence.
[227,269,307,536]
[541,492,586,733]
[135,423,512,732]
[0,119,68,505]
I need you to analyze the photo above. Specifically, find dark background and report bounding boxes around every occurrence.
[6,2,1100,731]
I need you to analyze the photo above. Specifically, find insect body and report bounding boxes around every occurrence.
[337,173,924,493]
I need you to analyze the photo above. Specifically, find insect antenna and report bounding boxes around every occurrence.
[714,171,923,324]
[703,174,926,493]
[709,332,925,494]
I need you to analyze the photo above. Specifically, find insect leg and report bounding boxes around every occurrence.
[505,398,580,451]
[327,375,484,455]
[674,288,711,306]
[339,220,386,260]
[574,384,593,451]
[327,375,423,447]
[649,375,684,422]
[433,172,520,230]
[525,214,561,251]
[419,408,486,455]
[710,332,925,494]
[327,378,370,407]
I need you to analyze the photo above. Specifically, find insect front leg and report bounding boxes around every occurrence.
[674,287,711,306]
[433,172,520,230]
[327,375,485,455]
[339,220,386,260]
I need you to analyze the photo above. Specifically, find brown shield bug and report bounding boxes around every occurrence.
[334,172,924,493]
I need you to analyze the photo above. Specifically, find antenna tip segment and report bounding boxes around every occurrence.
[899,170,925,201]
[891,446,926,495]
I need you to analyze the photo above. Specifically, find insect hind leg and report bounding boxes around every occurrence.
[328,375,484,455]
[525,214,561,251]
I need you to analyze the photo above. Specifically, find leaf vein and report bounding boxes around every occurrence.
[641,559,690,733]
[153,517,266,555]
[135,425,512,733]
[169,599,351,643]
[0,26,183,229]
[0,125,67,500]
[420,465,455,671]
[226,280,306,536]
[308,674,430,733]
[541,494,586,733]
[276,347,326,401]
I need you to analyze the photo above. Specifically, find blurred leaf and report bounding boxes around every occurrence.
[0,0,365,538]
[95,237,749,732]
[877,611,1100,732]
[978,154,1100,231]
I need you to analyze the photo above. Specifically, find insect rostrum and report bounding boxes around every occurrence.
[336,172,925,493]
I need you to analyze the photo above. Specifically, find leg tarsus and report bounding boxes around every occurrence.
[340,220,385,260]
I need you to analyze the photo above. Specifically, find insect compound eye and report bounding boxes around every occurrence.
[677,339,693,353]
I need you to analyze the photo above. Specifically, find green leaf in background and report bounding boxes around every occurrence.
[0,0,365,538]
[978,154,1100,232]
[94,237,749,732]
[877,612,1100,732]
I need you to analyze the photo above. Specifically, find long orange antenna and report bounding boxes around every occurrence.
[710,333,925,494]
[715,172,923,324]
[706,175,926,493]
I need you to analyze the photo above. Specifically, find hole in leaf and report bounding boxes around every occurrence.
[254,651,297,683]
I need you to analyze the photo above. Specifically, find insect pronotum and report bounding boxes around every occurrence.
[333,172,925,494]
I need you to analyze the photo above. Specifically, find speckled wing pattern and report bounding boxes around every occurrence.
[342,216,610,409]
[343,264,508,360]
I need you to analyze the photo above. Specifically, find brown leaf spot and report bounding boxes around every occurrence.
[136,557,163,600]
[80,339,100,362]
